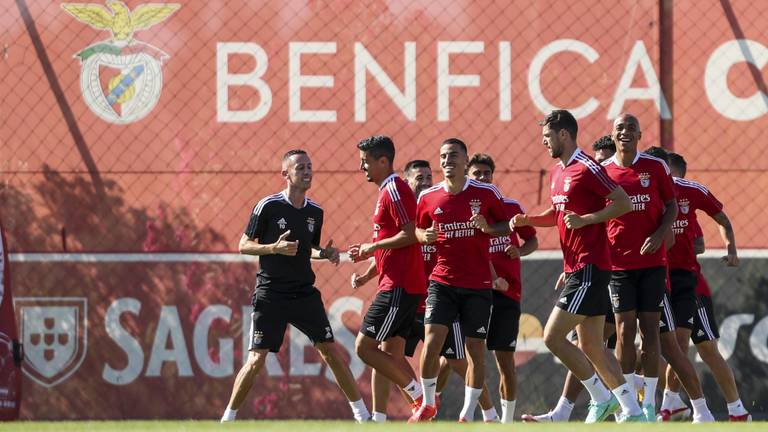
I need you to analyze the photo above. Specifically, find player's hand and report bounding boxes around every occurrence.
[563,211,587,229]
[505,245,521,259]
[470,214,490,233]
[640,231,664,255]
[273,230,298,256]
[422,221,438,244]
[511,214,530,228]
[722,253,739,267]
[555,272,566,291]
[350,272,372,289]
[322,239,340,265]
[492,277,509,292]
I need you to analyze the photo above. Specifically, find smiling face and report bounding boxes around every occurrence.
[439,143,468,179]
[359,150,390,184]
[612,114,642,154]
[283,153,313,191]
[468,163,493,184]
[405,166,433,196]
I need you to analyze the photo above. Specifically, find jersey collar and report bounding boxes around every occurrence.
[281,190,307,208]
[378,173,398,190]
[442,176,470,192]
[609,151,640,167]
[558,148,583,168]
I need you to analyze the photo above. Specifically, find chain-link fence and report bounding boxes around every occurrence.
[1,0,766,420]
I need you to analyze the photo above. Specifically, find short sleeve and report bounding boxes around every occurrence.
[694,185,723,217]
[312,211,323,248]
[416,193,432,229]
[386,181,417,229]
[587,162,618,197]
[657,163,676,202]
[244,202,269,239]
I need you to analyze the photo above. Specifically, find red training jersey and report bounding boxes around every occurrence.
[667,178,723,271]
[372,174,426,294]
[691,221,713,297]
[602,152,676,270]
[550,149,617,273]
[490,198,536,302]
[417,243,438,312]
[416,177,508,289]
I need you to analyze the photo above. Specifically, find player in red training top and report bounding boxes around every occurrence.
[522,134,620,423]
[468,153,538,424]
[348,136,427,415]
[409,138,510,423]
[600,114,679,421]
[512,110,645,423]
[659,152,750,422]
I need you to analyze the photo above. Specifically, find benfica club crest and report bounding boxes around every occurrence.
[14,297,87,388]
[469,199,482,215]
[639,172,651,188]
[679,198,690,214]
[62,1,180,124]
[563,177,572,192]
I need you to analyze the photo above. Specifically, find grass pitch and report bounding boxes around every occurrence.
[1,421,765,432]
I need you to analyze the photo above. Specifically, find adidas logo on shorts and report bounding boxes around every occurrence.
[688,317,694,324]
[367,325,376,333]
[434,207,443,214]
[659,300,664,307]
[509,341,516,347]
[660,321,666,327]
[697,330,705,337]
[559,297,568,304]
[476,326,486,334]
[445,348,454,354]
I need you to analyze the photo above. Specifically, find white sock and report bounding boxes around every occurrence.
[661,389,685,410]
[551,397,574,421]
[635,374,645,393]
[459,386,483,420]
[482,406,499,422]
[421,377,437,406]
[581,373,611,404]
[613,383,642,416]
[500,399,516,423]
[371,412,387,422]
[349,399,370,422]
[403,379,423,401]
[727,399,748,416]
[220,408,237,422]
[691,397,711,417]
[623,373,637,394]
[643,377,659,407]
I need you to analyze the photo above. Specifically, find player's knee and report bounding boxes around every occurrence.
[696,342,720,362]
[354,336,374,359]
[316,341,338,361]
[245,350,267,372]
[543,328,564,351]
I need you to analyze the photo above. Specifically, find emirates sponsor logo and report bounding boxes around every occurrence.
[629,193,651,211]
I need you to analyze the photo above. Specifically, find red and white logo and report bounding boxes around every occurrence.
[14,297,87,388]
[639,172,651,188]
[563,177,572,192]
[679,198,690,214]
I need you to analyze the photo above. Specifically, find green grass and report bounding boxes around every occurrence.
[1,421,765,432]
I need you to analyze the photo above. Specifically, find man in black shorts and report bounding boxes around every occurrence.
[221,150,369,422]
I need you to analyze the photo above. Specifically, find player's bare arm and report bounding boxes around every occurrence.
[513,207,556,228]
[239,231,298,256]
[351,260,377,289]
[640,198,678,255]
[311,239,340,265]
[573,185,632,227]
[348,222,418,261]
[506,235,538,259]
[663,227,675,251]
[712,211,738,266]
[470,214,511,236]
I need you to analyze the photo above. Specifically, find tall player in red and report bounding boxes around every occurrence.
[409,138,510,422]
[660,152,750,421]
[348,136,427,415]
[468,153,538,423]
[512,110,645,422]
[600,114,678,421]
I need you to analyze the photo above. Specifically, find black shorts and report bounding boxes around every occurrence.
[487,293,521,352]
[361,287,421,342]
[668,269,698,330]
[404,312,464,359]
[425,281,492,340]
[249,288,333,352]
[660,292,677,334]
[691,296,720,344]
[609,266,666,313]
[558,264,611,317]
